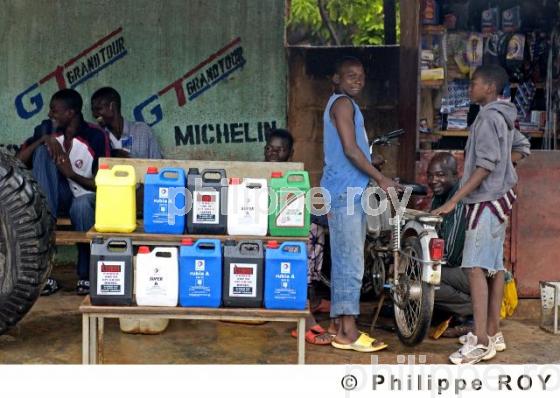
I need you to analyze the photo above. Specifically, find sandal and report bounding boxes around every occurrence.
[40,278,60,296]
[331,332,388,353]
[290,324,333,345]
[76,280,90,296]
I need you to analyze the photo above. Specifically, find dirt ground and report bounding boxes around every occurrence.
[1,263,559,364]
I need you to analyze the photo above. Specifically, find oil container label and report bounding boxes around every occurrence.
[152,187,169,224]
[193,191,220,224]
[228,262,257,297]
[188,259,212,297]
[96,261,125,295]
[145,267,168,296]
[238,197,257,225]
[273,262,296,299]
[276,190,305,227]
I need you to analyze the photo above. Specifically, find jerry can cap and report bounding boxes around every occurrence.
[271,171,283,178]
[181,238,194,246]
[266,240,280,249]
[146,166,158,174]
[138,246,150,254]
[99,164,109,170]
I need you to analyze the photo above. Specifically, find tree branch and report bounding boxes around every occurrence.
[317,0,341,45]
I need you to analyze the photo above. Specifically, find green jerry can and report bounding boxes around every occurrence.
[268,171,311,237]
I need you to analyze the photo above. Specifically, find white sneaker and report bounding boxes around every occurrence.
[459,331,506,352]
[450,332,496,365]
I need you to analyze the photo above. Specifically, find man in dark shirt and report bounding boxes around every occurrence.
[18,89,111,295]
[428,153,472,327]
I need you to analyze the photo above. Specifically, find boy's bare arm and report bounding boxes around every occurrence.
[331,98,398,192]
[432,167,490,215]
[511,151,524,163]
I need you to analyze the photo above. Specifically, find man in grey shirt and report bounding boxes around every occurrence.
[91,87,163,159]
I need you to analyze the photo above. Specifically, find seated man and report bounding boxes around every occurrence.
[91,86,162,159]
[428,152,473,334]
[18,89,111,295]
[264,128,333,344]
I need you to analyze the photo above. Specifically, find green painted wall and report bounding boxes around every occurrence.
[0,0,287,160]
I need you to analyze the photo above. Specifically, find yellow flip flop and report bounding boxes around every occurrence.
[331,333,388,353]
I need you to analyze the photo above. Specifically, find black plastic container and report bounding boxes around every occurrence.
[222,240,264,308]
[90,237,133,306]
[186,168,227,234]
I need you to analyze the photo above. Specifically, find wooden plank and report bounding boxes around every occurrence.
[99,158,304,183]
[87,224,307,244]
[398,0,420,181]
[55,230,90,245]
[79,296,309,318]
[437,130,469,137]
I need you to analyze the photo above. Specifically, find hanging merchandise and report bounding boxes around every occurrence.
[421,0,439,25]
[466,33,484,75]
[481,7,500,34]
[506,34,527,82]
[502,6,521,33]
[94,164,136,233]
[90,238,134,306]
[514,81,536,122]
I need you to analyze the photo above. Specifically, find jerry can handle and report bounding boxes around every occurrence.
[239,242,260,254]
[202,169,226,182]
[105,238,130,252]
[281,242,302,254]
[286,171,307,183]
[196,240,217,251]
[111,165,133,178]
[152,247,175,258]
[160,168,184,181]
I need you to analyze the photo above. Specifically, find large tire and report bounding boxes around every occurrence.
[393,236,435,346]
[0,152,55,335]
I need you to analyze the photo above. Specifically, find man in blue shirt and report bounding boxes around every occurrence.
[91,87,162,159]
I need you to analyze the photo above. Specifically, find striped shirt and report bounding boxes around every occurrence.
[431,183,466,268]
[465,188,516,230]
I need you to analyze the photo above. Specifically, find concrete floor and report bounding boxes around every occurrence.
[1,263,559,364]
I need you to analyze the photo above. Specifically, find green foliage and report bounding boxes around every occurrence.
[288,0,399,46]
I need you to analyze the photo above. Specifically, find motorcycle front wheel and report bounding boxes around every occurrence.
[393,236,435,346]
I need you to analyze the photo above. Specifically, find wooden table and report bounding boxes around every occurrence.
[79,296,309,365]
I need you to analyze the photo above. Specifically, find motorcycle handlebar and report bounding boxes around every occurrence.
[370,128,405,146]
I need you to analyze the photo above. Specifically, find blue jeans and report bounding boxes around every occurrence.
[328,200,366,317]
[32,146,95,279]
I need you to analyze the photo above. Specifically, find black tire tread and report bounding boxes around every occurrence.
[0,151,54,335]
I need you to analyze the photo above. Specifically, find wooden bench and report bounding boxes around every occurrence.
[79,296,309,364]
[55,218,90,245]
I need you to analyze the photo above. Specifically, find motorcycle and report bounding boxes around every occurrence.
[319,129,445,346]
